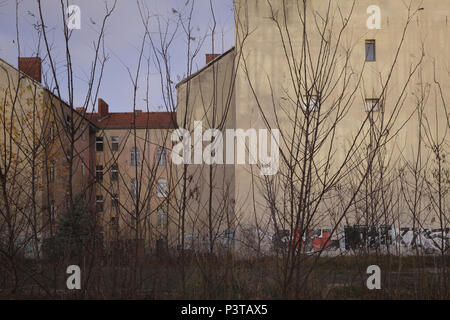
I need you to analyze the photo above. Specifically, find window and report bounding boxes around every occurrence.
[96,136,104,152]
[156,147,167,166]
[305,95,319,112]
[96,195,104,213]
[111,136,119,152]
[130,147,140,166]
[365,40,376,61]
[50,200,55,221]
[96,165,103,182]
[110,163,118,181]
[365,98,380,112]
[312,229,323,239]
[156,179,167,198]
[80,124,87,141]
[50,126,55,140]
[111,194,119,209]
[157,209,167,229]
[131,178,138,199]
[49,164,55,182]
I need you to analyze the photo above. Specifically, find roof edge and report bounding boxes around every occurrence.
[175,47,235,88]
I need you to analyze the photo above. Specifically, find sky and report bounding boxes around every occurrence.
[0,0,235,112]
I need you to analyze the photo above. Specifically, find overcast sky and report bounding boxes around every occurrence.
[0,0,235,112]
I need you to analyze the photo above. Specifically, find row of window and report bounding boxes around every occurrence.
[95,138,167,166]
[49,154,166,185]
[96,164,118,182]
[303,96,381,112]
[300,39,379,113]
[95,136,119,152]
[363,41,383,110]
[108,210,168,230]
[95,178,168,213]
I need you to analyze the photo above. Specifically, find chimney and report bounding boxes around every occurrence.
[76,107,86,114]
[206,53,220,64]
[98,98,109,118]
[18,57,42,83]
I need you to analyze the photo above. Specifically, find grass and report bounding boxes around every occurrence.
[0,254,448,299]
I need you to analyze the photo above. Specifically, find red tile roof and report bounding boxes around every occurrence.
[86,111,177,129]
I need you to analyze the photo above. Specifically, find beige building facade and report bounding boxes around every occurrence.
[177,0,449,251]
[0,56,177,258]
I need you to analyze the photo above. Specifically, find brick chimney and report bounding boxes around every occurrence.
[18,57,42,83]
[98,98,109,118]
[206,53,220,64]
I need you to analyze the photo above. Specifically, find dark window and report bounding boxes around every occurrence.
[365,40,376,61]
[50,200,56,221]
[96,137,104,152]
[111,136,119,152]
[96,195,104,213]
[111,163,118,181]
[96,165,103,182]
[111,194,119,209]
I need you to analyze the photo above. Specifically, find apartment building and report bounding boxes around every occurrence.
[86,101,176,253]
[0,56,96,257]
[0,56,177,258]
[176,0,449,251]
